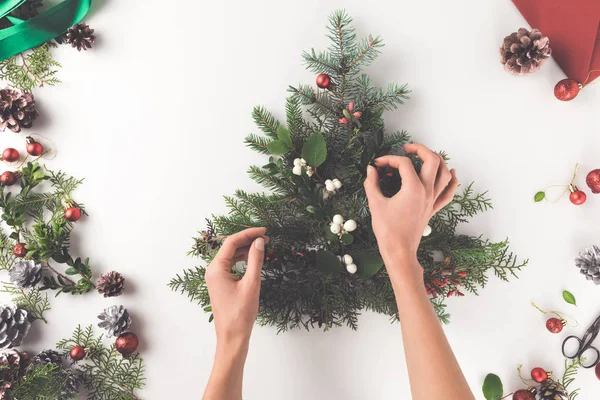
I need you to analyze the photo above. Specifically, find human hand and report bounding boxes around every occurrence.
[205,227,269,346]
[363,144,458,280]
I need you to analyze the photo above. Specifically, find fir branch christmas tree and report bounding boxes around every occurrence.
[170,10,527,331]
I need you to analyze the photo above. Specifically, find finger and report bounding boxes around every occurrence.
[242,237,265,288]
[434,154,452,197]
[403,143,440,191]
[363,165,385,207]
[373,156,419,188]
[432,169,458,214]
[213,227,267,270]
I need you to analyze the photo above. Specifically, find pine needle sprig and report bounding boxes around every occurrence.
[561,358,583,400]
[168,266,209,305]
[0,44,61,91]
[0,285,51,322]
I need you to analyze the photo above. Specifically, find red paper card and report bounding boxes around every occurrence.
[512,0,600,86]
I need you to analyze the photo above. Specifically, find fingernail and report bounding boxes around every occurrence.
[255,237,265,251]
[367,165,374,176]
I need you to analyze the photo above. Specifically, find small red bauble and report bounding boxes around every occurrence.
[70,345,86,361]
[586,169,600,194]
[568,188,586,205]
[595,362,600,380]
[13,243,27,258]
[115,332,139,355]
[26,137,43,157]
[546,317,565,333]
[316,73,331,89]
[2,148,19,162]
[513,388,537,400]
[64,207,82,222]
[531,367,548,383]
[0,171,16,186]
[554,79,581,101]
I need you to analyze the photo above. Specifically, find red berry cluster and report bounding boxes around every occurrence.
[425,258,467,298]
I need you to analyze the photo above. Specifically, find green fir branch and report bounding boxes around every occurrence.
[0,44,61,91]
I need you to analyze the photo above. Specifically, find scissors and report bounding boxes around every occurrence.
[562,314,600,368]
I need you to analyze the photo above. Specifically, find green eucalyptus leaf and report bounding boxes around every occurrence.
[277,126,292,147]
[267,140,290,156]
[340,233,354,245]
[534,191,545,202]
[563,290,577,306]
[482,374,503,400]
[354,252,384,278]
[64,268,78,275]
[316,250,342,275]
[301,133,327,167]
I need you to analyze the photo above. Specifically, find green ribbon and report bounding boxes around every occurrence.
[0,0,92,61]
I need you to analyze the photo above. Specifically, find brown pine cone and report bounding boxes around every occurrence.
[0,88,38,132]
[66,22,95,51]
[500,28,551,75]
[97,271,125,297]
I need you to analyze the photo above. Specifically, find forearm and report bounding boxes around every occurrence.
[203,339,249,400]
[388,255,474,400]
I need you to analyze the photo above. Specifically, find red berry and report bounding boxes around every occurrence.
[338,117,348,125]
[315,73,331,89]
[531,367,548,383]
[546,317,565,333]
[0,171,16,186]
[353,111,362,118]
[26,138,43,157]
[70,345,86,361]
[348,102,354,111]
[2,148,19,162]
[64,207,82,222]
[457,271,467,277]
[13,243,27,258]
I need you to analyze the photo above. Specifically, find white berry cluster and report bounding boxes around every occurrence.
[340,254,357,274]
[422,225,432,237]
[292,158,314,177]
[329,214,357,236]
[323,178,342,199]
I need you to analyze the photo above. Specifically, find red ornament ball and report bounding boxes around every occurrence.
[595,362,600,380]
[546,317,565,333]
[316,73,331,89]
[64,207,82,222]
[586,169,600,194]
[115,332,139,355]
[554,79,581,101]
[13,243,27,258]
[0,171,16,186]
[569,189,586,205]
[531,367,548,383]
[26,138,43,157]
[2,148,19,162]
[70,345,86,361]
[513,388,537,400]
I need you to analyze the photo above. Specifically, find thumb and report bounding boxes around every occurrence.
[363,165,384,206]
[242,237,265,287]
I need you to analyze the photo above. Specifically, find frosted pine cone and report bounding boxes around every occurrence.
[500,28,551,75]
[0,88,38,132]
[8,260,42,288]
[0,305,30,349]
[98,305,131,337]
[96,271,125,297]
[66,22,95,51]
[33,349,62,365]
[62,368,80,397]
[575,245,600,285]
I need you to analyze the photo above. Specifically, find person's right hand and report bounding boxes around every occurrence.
[363,144,458,280]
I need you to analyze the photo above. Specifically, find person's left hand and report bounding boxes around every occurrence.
[205,227,269,346]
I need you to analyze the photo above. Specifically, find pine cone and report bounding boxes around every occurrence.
[500,28,551,75]
[575,245,600,285]
[97,271,125,297]
[33,349,62,365]
[0,304,30,349]
[8,260,42,288]
[98,305,131,337]
[0,349,23,397]
[61,368,80,397]
[66,22,96,51]
[0,0,43,29]
[0,88,39,132]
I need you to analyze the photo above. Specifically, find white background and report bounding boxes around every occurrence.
[1,0,599,398]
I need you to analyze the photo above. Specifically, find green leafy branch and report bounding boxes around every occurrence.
[0,44,61,91]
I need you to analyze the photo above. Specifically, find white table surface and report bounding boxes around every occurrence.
[2,0,600,398]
